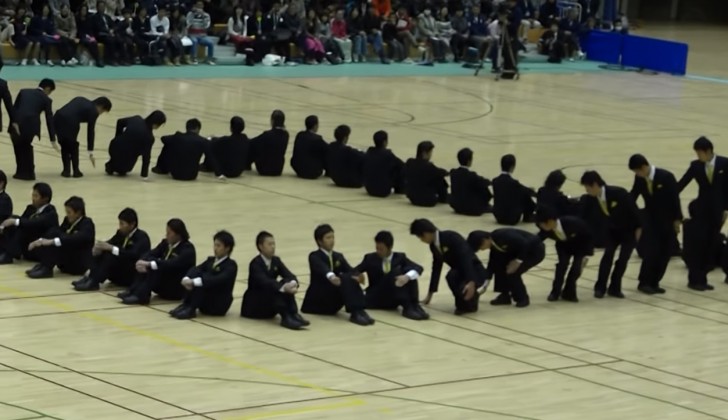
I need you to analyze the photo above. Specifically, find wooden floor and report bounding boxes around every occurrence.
[2,25,728,420]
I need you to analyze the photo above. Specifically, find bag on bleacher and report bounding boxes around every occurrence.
[262,54,284,66]
[181,36,193,47]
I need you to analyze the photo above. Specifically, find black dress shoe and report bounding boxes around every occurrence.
[292,313,310,327]
[515,298,530,308]
[402,307,426,320]
[349,311,372,326]
[173,307,197,320]
[73,171,84,178]
[12,174,35,181]
[121,295,148,305]
[561,294,579,303]
[454,307,477,315]
[60,171,71,178]
[688,283,706,291]
[490,293,512,306]
[0,254,13,264]
[27,265,53,279]
[117,290,131,299]
[361,310,375,325]
[547,292,559,302]
[705,284,715,290]
[72,276,88,287]
[654,287,666,294]
[169,304,186,316]
[594,290,606,299]
[607,290,625,298]
[280,315,303,330]
[74,278,100,291]
[25,264,42,275]
[414,305,430,320]
[637,285,657,295]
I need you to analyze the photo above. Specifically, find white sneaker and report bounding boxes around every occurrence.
[60,60,66,66]
[569,57,574,62]
[20,59,27,66]
[69,57,79,65]
[47,60,54,67]
[31,59,40,66]
[577,51,585,60]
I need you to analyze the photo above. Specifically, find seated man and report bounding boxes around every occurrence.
[363,130,405,198]
[241,231,310,330]
[26,196,96,279]
[105,111,167,180]
[0,182,58,264]
[327,125,365,188]
[119,218,196,305]
[201,116,249,178]
[355,231,428,320]
[72,208,152,291]
[492,154,536,225]
[449,148,492,216]
[290,115,328,180]
[0,170,13,221]
[404,141,449,207]
[170,230,238,320]
[301,224,374,326]
[152,118,222,181]
[538,21,566,63]
[249,110,289,176]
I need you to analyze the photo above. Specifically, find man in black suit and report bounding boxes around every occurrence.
[581,170,641,298]
[469,228,545,308]
[119,218,197,305]
[410,219,489,314]
[10,79,56,181]
[53,96,112,178]
[450,148,492,216]
[327,125,365,188]
[404,141,449,207]
[170,230,238,320]
[355,231,428,320]
[677,136,728,272]
[301,224,374,326]
[241,230,310,330]
[91,1,123,65]
[536,207,593,302]
[25,196,96,279]
[0,182,58,264]
[72,207,152,291]
[492,154,536,225]
[629,154,682,294]
[105,111,166,180]
[291,115,328,179]
[152,118,223,181]
[0,171,13,222]
[249,110,289,176]
[201,116,250,178]
[0,78,16,135]
[682,200,714,291]
[363,130,405,198]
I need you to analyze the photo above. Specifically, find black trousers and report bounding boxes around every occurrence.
[10,128,35,178]
[445,269,487,312]
[0,226,39,260]
[595,229,636,293]
[36,246,88,275]
[495,194,536,225]
[79,38,100,63]
[450,34,468,59]
[154,146,170,174]
[128,270,185,301]
[502,243,545,303]
[365,279,419,310]
[183,288,232,316]
[301,276,366,315]
[89,253,136,286]
[241,290,299,319]
[553,245,586,298]
[637,223,672,288]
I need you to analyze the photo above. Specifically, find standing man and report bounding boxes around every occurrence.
[53,96,112,178]
[105,110,166,180]
[581,170,641,298]
[10,79,56,181]
[0,77,15,135]
[629,154,682,294]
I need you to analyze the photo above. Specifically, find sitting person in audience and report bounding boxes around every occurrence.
[327,124,365,188]
[538,21,566,63]
[404,140,448,207]
[105,110,167,180]
[363,130,404,198]
[539,0,559,26]
[291,115,328,179]
[249,110,289,176]
[168,7,189,64]
[186,0,215,65]
[362,5,388,64]
[26,196,95,279]
[200,116,249,178]
[149,8,172,64]
[612,18,629,35]
[331,9,352,63]
[119,218,196,305]
[492,154,536,225]
[152,118,222,181]
[75,5,102,67]
[449,147,492,216]
[92,1,126,66]
[355,230,428,320]
[226,5,253,55]
[241,230,310,330]
[537,169,579,216]
[516,0,541,43]
[467,5,491,60]
[382,13,406,62]
[0,171,12,222]
[0,182,58,264]
[54,4,80,66]
[449,8,469,62]
[116,9,137,64]
[560,8,584,61]
[73,207,152,291]
[170,230,238,320]
[417,7,447,64]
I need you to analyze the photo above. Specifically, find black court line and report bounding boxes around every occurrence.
[0,305,132,321]
[0,400,62,420]
[0,291,83,302]
[11,416,46,420]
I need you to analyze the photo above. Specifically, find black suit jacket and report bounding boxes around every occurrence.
[328,142,365,188]
[54,97,100,151]
[582,185,641,234]
[106,228,152,263]
[363,147,404,197]
[52,216,96,269]
[187,256,238,306]
[631,167,683,227]
[487,228,543,275]
[13,88,55,140]
[492,173,534,221]
[290,130,328,179]
[161,131,220,180]
[309,249,355,282]
[537,186,576,216]
[144,239,196,279]
[538,216,594,256]
[405,158,448,207]
[0,79,15,132]
[91,11,115,36]
[677,156,728,214]
[429,230,486,293]
[241,254,297,318]
[109,116,155,177]
[355,251,422,292]
[449,166,491,215]
[18,204,59,240]
[0,191,12,222]
[250,128,289,176]
[209,133,249,178]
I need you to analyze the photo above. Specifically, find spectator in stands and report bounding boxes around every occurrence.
[468,5,491,60]
[516,0,540,43]
[395,7,418,62]
[27,4,55,66]
[49,0,69,17]
[53,3,78,66]
[168,7,189,64]
[132,7,156,62]
[92,1,125,66]
[279,2,303,61]
[612,19,628,35]
[116,9,137,64]
[348,6,367,62]
[75,4,102,66]
[405,141,449,207]
[149,7,172,65]
[12,7,33,66]
[560,8,584,60]
[243,9,270,63]
[363,130,405,198]
[579,0,600,22]
[449,8,468,61]
[537,169,579,216]
[186,0,215,65]
[382,13,406,62]
[371,0,391,17]
[301,9,326,63]
[331,9,352,63]
[362,4,387,63]
[539,21,565,63]
[539,0,559,26]
[449,148,492,216]
[227,5,251,55]
[105,0,125,18]
[417,7,447,64]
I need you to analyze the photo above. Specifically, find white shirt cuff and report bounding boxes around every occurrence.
[326,272,335,280]
[279,285,285,292]
[405,270,419,280]
[112,246,120,256]
[192,277,203,287]
[53,237,61,247]
[14,218,19,227]
[150,261,158,270]
[515,259,523,264]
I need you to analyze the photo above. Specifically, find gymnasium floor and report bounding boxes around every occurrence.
[1,25,728,420]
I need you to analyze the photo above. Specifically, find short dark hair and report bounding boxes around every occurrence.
[64,196,85,215]
[416,141,434,159]
[145,110,167,127]
[305,115,318,130]
[39,78,55,91]
[535,206,558,224]
[374,230,394,249]
[271,109,285,127]
[334,125,350,143]
[628,154,649,170]
[373,130,388,148]
[314,224,334,243]
[580,170,605,187]
[409,218,437,236]
[0,170,7,189]
[93,96,112,112]
[167,218,190,241]
[186,118,202,132]
[457,148,473,166]
[466,230,491,250]
[214,230,235,252]
[693,136,713,152]
[256,230,273,248]
[118,207,138,226]
[230,116,245,134]
[33,182,52,202]
[500,154,516,172]
[544,169,566,190]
